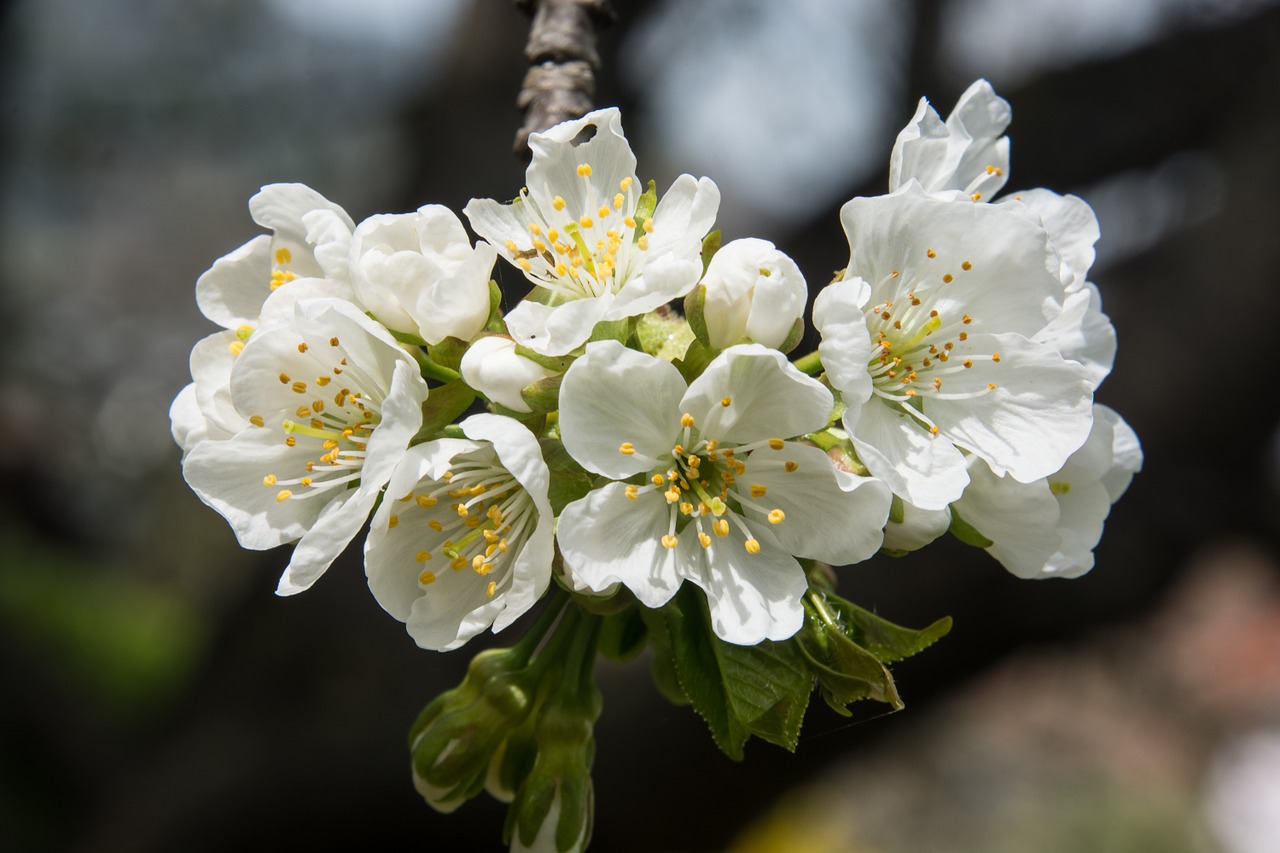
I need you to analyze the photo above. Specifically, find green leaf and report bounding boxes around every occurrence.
[411,380,476,445]
[672,338,719,385]
[662,586,815,758]
[826,593,953,664]
[632,179,658,239]
[683,284,710,347]
[638,607,689,706]
[795,620,901,712]
[597,606,649,663]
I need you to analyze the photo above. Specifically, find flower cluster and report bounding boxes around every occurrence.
[172,83,1140,853]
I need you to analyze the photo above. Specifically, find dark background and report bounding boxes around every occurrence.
[2,1,1278,851]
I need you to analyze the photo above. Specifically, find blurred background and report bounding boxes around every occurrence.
[2,0,1279,850]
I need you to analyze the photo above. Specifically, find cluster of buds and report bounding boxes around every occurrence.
[172,81,1140,851]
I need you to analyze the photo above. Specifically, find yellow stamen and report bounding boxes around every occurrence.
[744,538,761,554]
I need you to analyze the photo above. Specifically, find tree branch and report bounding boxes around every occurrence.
[513,0,616,158]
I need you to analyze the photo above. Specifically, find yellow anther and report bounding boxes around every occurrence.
[532,239,546,252]
[285,436,297,447]
[963,359,973,369]
[749,484,767,498]
[784,461,798,473]
[679,501,694,515]
[971,192,983,202]
[299,477,312,487]
[905,389,917,396]
[926,248,937,259]
[943,273,953,283]
[636,236,649,251]
[744,538,761,555]
[291,381,307,394]
[446,555,465,571]
[471,554,487,571]
[619,442,636,456]
[961,260,972,271]
[579,216,593,228]
[767,509,785,524]
[278,373,291,384]
[315,376,331,388]
[986,164,995,175]
[698,531,712,548]
[546,227,558,241]
[681,413,695,428]
[651,473,665,486]
[768,438,784,450]
[518,258,531,272]
[415,550,432,563]
[418,570,436,585]
[297,342,309,354]
[485,581,497,598]
[577,163,592,177]
[322,439,339,450]
[613,193,625,209]
[620,176,633,191]
[416,495,437,509]
[455,503,469,517]
[555,262,567,275]
[661,534,678,550]
[596,206,608,219]
[625,484,639,501]
[991,352,1001,362]
[262,474,277,486]
[929,425,939,435]
[1050,481,1071,496]
[505,239,518,252]
[664,487,681,503]
[933,378,943,390]
[249,415,265,428]
[275,247,292,264]
[228,341,245,356]
[276,490,292,502]
[643,219,654,233]
[987,383,998,391]
[553,195,567,210]
[713,519,730,538]
[295,405,311,419]
[329,336,340,347]
[623,216,636,228]
[528,222,541,236]
[388,515,399,529]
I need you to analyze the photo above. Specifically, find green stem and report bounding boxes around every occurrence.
[411,346,462,383]
[806,588,842,630]
[791,349,823,376]
[510,587,571,668]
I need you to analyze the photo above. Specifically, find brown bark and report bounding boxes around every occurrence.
[513,0,616,157]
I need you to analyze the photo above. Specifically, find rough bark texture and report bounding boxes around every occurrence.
[513,0,616,157]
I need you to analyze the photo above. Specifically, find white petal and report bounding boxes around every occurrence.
[741,443,890,566]
[505,292,614,357]
[557,484,683,608]
[460,336,556,414]
[559,341,685,478]
[1041,480,1111,579]
[644,174,720,260]
[276,487,377,595]
[998,189,1098,290]
[675,520,806,645]
[415,240,497,345]
[195,235,273,329]
[302,208,354,282]
[526,108,637,222]
[359,359,429,489]
[249,183,353,239]
[1032,283,1115,389]
[170,383,220,456]
[1099,404,1142,502]
[888,79,1011,196]
[605,253,703,320]
[927,332,1094,483]
[190,331,247,436]
[682,345,832,446]
[813,279,875,405]
[844,400,970,510]
[882,499,951,552]
[955,459,1060,579]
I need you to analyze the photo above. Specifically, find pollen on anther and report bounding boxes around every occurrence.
[929,425,939,435]
[961,261,972,271]
[625,485,639,501]
[963,359,973,369]
[720,397,731,407]
[485,581,497,598]
[661,534,678,550]
[943,273,953,283]
[651,474,665,486]
[250,415,265,428]
[418,570,436,586]
[681,413,695,428]
[291,381,307,394]
[278,373,290,384]
[577,163,592,177]
[713,519,730,538]
[619,442,636,456]
[329,336,340,347]
[698,531,711,549]
[987,383,998,390]
[744,538,761,555]
[297,342,309,354]
[926,248,937,259]
[784,461,798,473]
[263,474,277,486]
[750,484,767,498]
[768,438,784,450]
[579,216,593,228]
[276,490,292,502]
[415,550,432,563]
[285,436,297,447]
[228,341,244,356]
[553,196,567,211]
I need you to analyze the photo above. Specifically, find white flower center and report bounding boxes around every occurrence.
[620,409,796,555]
[391,447,536,599]
[864,248,1003,433]
[503,165,651,301]
[257,336,381,503]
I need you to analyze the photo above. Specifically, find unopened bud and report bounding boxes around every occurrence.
[700,238,807,349]
[461,335,559,414]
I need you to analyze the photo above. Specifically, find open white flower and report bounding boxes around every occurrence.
[365,414,553,651]
[889,79,1011,200]
[465,108,719,356]
[814,182,1094,511]
[182,297,428,595]
[555,341,891,645]
[346,205,497,345]
[954,403,1142,578]
[699,238,807,350]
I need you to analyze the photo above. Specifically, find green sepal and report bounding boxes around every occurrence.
[519,372,564,415]
[428,336,470,373]
[588,317,632,345]
[513,345,575,374]
[632,179,658,239]
[683,284,710,347]
[948,507,994,548]
[776,316,805,355]
[795,613,902,714]
[538,438,595,515]
[635,308,695,361]
[485,280,507,333]
[661,585,815,758]
[638,607,689,706]
[824,592,953,665]
[597,605,649,663]
[888,494,905,525]
[410,380,476,445]
[700,229,722,275]
[388,326,428,348]
[673,338,720,385]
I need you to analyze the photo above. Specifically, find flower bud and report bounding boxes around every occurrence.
[461,335,558,414]
[699,238,807,349]
[409,647,538,813]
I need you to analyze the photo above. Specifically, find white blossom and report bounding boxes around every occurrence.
[814,182,1095,511]
[182,298,428,594]
[465,108,719,356]
[365,414,553,651]
[459,335,558,414]
[953,404,1142,578]
[346,205,497,345]
[699,238,807,350]
[555,341,890,645]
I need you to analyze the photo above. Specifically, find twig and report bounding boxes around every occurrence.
[513,0,617,158]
